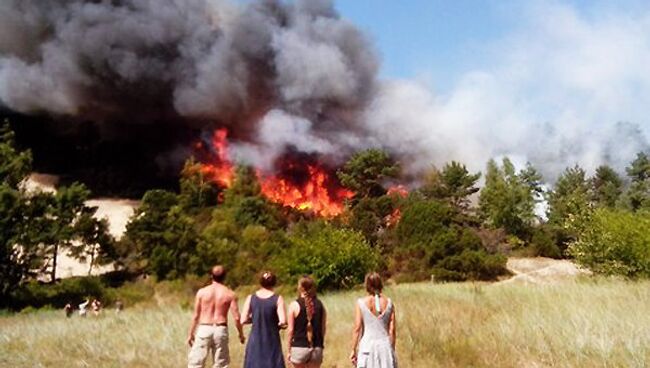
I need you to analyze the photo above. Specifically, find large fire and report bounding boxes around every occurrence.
[197,129,354,217]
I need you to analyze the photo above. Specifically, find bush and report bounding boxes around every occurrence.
[8,276,108,310]
[568,209,650,277]
[530,226,562,259]
[273,222,379,290]
[432,250,508,282]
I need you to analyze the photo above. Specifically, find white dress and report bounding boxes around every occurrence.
[356,298,398,368]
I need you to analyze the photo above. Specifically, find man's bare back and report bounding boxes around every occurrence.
[187,266,245,349]
[196,283,237,325]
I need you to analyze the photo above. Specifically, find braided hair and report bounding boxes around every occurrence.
[298,276,317,347]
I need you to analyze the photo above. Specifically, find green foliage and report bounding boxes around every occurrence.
[421,161,481,212]
[273,222,379,290]
[479,158,541,236]
[393,199,507,281]
[337,149,399,199]
[347,195,398,245]
[119,189,179,271]
[547,165,590,226]
[620,152,650,211]
[224,165,262,201]
[233,196,283,229]
[0,121,32,188]
[8,277,107,310]
[590,165,623,208]
[178,157,219,210]
[432,250,507,282]
[530,225,563,259]
[626,152,650,182]
[568,208,650,277]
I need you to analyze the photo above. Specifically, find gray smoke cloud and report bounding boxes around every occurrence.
[1,0,648,183]
[0,0,377,144]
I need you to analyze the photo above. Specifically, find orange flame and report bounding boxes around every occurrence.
[199,128,234,188]
[385,184,408,227]
[196,129,353,217]
[258,165,354,217]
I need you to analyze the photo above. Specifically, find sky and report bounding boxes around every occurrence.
[332,0,650,178]
[335,0,648,91]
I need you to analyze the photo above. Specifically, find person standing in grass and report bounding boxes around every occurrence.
[187,265,245,368]
[286,276,327,368]
[350,273,397,368]
[241,271,287,368]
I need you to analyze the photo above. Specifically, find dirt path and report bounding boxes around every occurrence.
[500,257,591,285]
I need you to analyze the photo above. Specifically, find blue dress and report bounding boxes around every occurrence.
[244,294,285,368]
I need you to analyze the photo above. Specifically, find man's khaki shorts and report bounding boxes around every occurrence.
[188,325,229,368]
[290,347,324,365]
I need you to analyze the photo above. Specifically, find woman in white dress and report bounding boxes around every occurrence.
[349,273,397,368]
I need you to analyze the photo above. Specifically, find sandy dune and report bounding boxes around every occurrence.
[24,174,139,278]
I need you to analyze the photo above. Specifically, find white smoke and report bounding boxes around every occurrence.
[364,1,650,181]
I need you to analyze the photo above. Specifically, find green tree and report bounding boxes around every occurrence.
[69,212,115,275]
[478,158,540,236]
[547,165,590,226]
[621,152,650,211]
[224,165,262,202]
[119,190,179,271]
[420,161,481,212]
[337,149,399,199]
[41,183,95,282]
[0,121,32,187]
[590,165,623,208]
[568,208,650,277]
[178,157,219,210]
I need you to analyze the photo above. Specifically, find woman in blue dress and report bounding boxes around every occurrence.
[241,271,287,368]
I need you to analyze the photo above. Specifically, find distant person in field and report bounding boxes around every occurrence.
[350,273,397,368]
[187,265,245,368]
[64,302,73,318]
[78,299,89,317]
[91,299,102,316]
[115,299,124,313]
[241,271,287,368]
[286,276,327,368]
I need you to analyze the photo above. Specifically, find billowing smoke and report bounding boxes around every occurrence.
[0,0,378,192]
[1,0,649,193]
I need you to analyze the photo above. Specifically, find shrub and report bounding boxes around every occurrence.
[530,226,562,259]
[433,250,508,282]
[8,276,107,310]
[568,209,650,277]
[274,222,379,290]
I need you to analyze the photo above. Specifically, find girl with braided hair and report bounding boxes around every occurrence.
[286,276,327,368]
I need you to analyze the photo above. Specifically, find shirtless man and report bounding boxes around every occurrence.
[187,265,245,368]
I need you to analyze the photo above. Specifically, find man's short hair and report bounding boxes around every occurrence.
[211,265,226,283]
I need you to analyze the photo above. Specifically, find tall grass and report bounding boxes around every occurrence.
[1,278,649,367]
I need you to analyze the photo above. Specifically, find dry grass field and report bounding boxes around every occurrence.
[1,278,649,368]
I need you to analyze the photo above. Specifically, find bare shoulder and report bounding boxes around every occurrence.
[225,287,237,301]
[196,285,211,297]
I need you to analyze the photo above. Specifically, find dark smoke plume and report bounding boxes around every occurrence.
[0,0,379,194]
